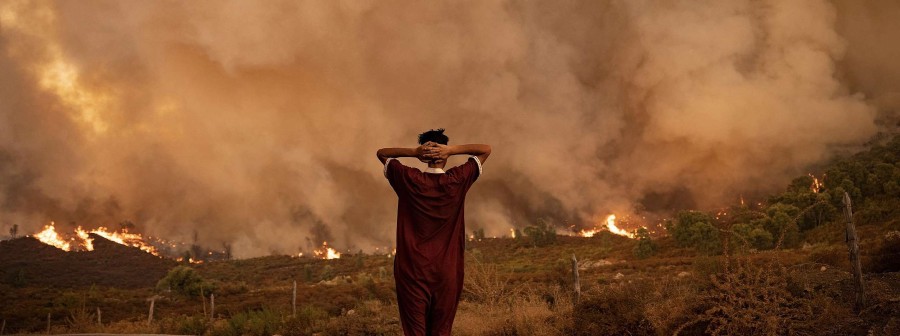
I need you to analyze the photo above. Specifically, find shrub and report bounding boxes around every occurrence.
[806,245,849,269]
[156,266,215,297]
[222,308,282,336]
[319,300,402,336]
[522,218,557,247]
[280,305,328,335]
[571,282,655,335]
[675,260,814,335]
[769,204,802,248]
[667,211,721,254]
[731,222,774,250]
[866,231,900,273]
[463,255,522,305]
[632,227,656,258]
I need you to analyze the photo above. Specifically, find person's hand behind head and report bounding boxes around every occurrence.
[423,143,450,162]
[416,142,438,163]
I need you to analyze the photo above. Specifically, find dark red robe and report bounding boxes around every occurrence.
[385,157,481,336]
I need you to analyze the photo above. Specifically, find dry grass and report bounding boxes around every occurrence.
[675,259,815,336]
[454,289,572,336]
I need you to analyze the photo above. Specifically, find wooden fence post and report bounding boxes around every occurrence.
[842,192,866,312]
[201,286,207,317]
[147,297,156,326]
[571,254,580,304]
[97,307,102,326]
[292,280,297,318]
[210,293,215,319]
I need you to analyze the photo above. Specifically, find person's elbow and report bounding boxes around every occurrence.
[478,144,492,163]
[376,148,389,164]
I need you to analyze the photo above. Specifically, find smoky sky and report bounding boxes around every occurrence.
[0,0,896,257]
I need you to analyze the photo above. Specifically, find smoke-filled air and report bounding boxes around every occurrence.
[0,0,897,258]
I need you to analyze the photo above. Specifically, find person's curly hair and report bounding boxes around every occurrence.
[418,128,449,145]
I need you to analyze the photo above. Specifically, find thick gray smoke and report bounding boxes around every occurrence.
[0,0,896,257]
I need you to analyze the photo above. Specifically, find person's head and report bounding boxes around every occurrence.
[418,128,449,145]
[418,128,448,168]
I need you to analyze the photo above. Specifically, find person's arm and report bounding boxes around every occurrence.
[424,144,491,164]
[376,144,432,164]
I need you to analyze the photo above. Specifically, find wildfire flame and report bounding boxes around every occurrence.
[30,223,161,256]
[579,214,635,239]
[809,173,823,193]
[313,241,341,260]
[33,222,71,251]
[89,226,159,255]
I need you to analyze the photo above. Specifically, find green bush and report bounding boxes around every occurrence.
[732,222,773,250]
[281,305,328,335]
[759,203,801,248]
[219,308,282,336]
[522,218,557,247]
[156,266,215,297]
[667,211,721,255]
[632,227,656,258]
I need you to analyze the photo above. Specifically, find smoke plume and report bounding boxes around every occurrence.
[0,0,896,257]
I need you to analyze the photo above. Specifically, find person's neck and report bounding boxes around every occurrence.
[427,161,447,172]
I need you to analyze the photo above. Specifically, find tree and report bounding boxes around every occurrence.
[473,228,485,240]
[732,222,773,250]
[666,211,721,255]
[157,266,215,297]
[522,218,557,247]
[758,203,801,248]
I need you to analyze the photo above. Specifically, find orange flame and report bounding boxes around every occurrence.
[75,226,94,251]
[30,222,161,256]
[88,227,159,256]
[33,222,71,251]
[808,174,823,193]
[579,214,635,238]
[313,241,341,260]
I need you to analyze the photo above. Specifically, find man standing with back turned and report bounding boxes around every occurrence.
[377,129,491,336]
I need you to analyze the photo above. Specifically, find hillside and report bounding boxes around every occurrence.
[0,135,898,335]
[0,234,176,288]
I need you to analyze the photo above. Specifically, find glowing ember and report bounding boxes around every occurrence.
[33,222,71,251]
[510,228,516,238]
[313,241,341,260]
[175,257,204,264]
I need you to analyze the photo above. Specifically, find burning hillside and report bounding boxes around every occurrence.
[0,234,176,288]
[33,222,161,255]
[24,222,343,261]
